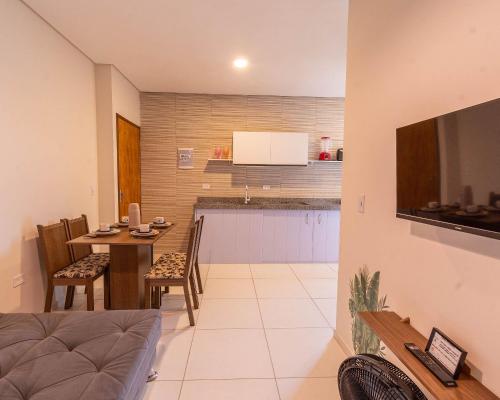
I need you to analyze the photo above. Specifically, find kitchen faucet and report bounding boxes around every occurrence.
[244,185,251,205]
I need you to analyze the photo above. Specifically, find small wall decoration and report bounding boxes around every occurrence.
[349,265,389,355]
[178,148,194,169]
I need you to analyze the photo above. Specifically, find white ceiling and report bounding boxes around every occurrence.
[24,0,347,97]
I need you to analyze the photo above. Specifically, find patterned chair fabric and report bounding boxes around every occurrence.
[53,253,110,279]
[145,252,186,279]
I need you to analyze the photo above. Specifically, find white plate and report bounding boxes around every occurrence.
[115,222,129,227]
[151,222,172,228]
[130,229,159,238]
[93,228,121,236]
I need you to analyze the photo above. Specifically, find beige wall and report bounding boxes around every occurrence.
[95,64,140,224]
[0,1,99,312]
[141,93,344,252]
[337,0,500,395]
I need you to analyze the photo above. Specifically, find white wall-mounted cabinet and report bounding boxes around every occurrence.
[232,131,308,165]
[232,132,271,165]
[195,208,340,263]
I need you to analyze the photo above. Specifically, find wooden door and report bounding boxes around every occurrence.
[117,114,141,218]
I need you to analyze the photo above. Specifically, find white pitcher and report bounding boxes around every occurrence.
[128,203,141,229]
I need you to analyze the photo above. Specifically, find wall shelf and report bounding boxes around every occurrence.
[308,160,342,164]
[206,159,343,166]
[358,311,497,400]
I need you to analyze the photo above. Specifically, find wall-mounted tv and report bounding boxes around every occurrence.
[396,98,500,240]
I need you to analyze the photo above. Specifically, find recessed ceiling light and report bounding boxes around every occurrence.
[233,57,249,69]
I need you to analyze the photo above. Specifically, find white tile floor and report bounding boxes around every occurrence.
[61,263,344,399]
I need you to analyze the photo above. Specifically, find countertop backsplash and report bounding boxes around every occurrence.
[140,93,344,252]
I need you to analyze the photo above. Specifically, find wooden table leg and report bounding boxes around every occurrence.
[109,244,152,309]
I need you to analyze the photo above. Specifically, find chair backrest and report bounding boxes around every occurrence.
[183,222,199,280]
[37,222,73,278]
[193,215,204,263]
[63,214,92,261]
[490,192,500,206]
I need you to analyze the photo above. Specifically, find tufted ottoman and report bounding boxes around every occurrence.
[0,310,161,400]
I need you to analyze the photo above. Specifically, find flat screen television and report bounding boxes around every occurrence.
[396,98,500,240]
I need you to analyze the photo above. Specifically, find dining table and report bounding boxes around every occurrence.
[67,224,175,310]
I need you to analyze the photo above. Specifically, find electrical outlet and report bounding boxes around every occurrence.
[12,273,25,288]
[202,183,210,190]
[263,185,271,190]
[358,194,366,213]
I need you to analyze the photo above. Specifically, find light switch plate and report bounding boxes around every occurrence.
[13,273,25,288]
[263,185,271,190]
[358,194,366,213]
[202,183,210,190]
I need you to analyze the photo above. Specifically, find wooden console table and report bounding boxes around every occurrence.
[358,311,498,400]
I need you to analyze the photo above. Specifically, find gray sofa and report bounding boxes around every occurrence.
[0,310,161,400]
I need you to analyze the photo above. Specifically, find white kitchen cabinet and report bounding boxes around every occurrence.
[232,131,308,166]
[196,209,263,263]
[286,211,314,262]
[299,211,315,261]
[232,132,271,165]
[195,209,236,263]
[262,210,288,262]
[270,132,309,165]
[312,210,340,262]
[195,208,339,263]
[235,210,263,263]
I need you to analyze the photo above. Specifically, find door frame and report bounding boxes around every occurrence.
[116,113,141,218]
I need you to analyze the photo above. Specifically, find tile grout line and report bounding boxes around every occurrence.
[288,264,334,331]
[250,264,282,400]
[176,263,211,400]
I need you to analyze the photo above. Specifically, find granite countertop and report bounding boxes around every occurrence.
[194,196,341,210]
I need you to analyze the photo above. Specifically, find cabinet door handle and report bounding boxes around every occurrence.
[306,213,309,225]
[318,213,322,224]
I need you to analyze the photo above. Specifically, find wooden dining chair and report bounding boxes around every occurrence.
[145,221,199,326]
[161,215,205,295]
[37,221,109,312]
[489,192,500,206]
[192,215,205,293]
[62,214,110,309]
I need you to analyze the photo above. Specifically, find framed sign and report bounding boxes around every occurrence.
[178,148,194,169]
[425,328,467,379]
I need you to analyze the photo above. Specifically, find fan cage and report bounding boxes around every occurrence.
[338,354,427,400]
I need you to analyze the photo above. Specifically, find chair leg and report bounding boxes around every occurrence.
[152,287,161,309]
[145,281,152,309]
[64,286,75,309]
[44,281,54,312]
[183,282,195,326]
[103,268,110,310]
[163,286,170,294]
[189,272,199,310]
[85,281,94,311]
[194,259,203,294]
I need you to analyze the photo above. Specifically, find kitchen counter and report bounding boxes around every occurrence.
[194,196,341,210]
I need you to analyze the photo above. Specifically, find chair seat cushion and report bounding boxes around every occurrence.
[145,252,186,279]
[0,310,161,400]
[53,253,110,279]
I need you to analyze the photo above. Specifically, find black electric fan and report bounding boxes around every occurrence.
[338,354,428,400]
